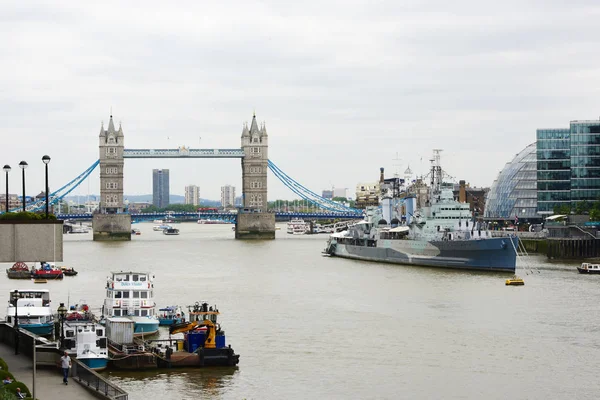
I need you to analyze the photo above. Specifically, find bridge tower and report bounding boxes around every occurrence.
[236,113,275,239]
[92,115,131,241]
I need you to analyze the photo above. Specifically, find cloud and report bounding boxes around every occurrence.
[0,0,599,201]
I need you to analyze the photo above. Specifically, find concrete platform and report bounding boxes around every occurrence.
[0,343,96,399]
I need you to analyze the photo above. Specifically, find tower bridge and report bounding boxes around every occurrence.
[1,112,363,240]
[95,113,270,240]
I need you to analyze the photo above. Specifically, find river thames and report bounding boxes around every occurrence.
[1,223,599,399]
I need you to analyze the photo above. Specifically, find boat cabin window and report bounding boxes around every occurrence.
[66,330,75,338]
[115,291,122,299]
[139,275,146,282]
[113,310,121,316]
[96,329,103,337]
[122,291,130,299]
[141,310,148,316]
[134,310,140,316]
[132,275,139,281]
[133,292,140,298]
[140,292,148,299]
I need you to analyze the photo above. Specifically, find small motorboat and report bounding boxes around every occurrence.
[153,224,171,231]
[6,262,32,279]
[505,276,524,286]
[131,229,141,235]
[34,279,47,284]
[158,306,185,326]
[163,227,180,235]
[61,267,78,277]
[577,262,600,274]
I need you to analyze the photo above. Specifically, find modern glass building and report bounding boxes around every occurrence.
[536,128,570,214]
[570,121,600,203]
[484,143,538,221]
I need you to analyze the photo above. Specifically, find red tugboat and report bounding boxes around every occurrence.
[31,262,64,280]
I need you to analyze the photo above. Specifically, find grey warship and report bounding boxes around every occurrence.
[324,151,518,272]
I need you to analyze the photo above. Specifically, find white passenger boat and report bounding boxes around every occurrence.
[287,219,309,235]
[103,272,159,336]
[63,320,109,370]
[153,224,171,231]
[5,289,54,336]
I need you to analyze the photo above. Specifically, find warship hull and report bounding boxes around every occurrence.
[328,236,518,273]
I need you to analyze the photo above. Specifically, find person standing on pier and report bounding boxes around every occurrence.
[60,351,72,385]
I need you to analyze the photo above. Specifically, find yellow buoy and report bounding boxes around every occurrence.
[505,276,524,286]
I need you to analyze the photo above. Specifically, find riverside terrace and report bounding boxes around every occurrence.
[0,323,127,400]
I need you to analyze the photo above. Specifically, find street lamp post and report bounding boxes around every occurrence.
[13,289,19,355]
[42,155,51,219]
[18,161,28,212]
[2,165,10,213]
[57,303,67,349]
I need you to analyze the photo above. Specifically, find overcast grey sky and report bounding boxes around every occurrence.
[1,0,599,201]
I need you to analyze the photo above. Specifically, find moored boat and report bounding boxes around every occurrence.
[6,262,31,279]
[5,289,54,336]
[163,301,240,367]
[61,267,78,276]
[158,306,185,326]
[324,151,518,273]
[287,219,309,235]
[62,320,109,371]
[577,262,600,274]
[103,271,159,336]
[163,227,180,235]
[153,224,171,231]
[31,262,64,280]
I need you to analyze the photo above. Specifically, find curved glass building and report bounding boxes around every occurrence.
[484,143,538,221]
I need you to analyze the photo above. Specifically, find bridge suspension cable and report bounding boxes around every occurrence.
[267,160,361,214]
[4,160,100,213]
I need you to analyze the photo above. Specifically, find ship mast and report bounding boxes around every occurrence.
[429,149,443,204]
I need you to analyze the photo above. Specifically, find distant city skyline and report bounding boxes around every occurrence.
[1,2,599,201]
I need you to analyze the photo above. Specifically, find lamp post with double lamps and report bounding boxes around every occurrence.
[57,303,68,349]
[2,165,10,213]
[42,155,51,218]
[18,161,27,212]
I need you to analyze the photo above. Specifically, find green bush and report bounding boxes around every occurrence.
[0,385,18,400]
[0,212,56,221]
[0,357,8,371]
[0,369,15,381]
[4,381,31,398]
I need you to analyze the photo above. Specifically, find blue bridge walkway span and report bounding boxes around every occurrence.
[57,212,364,222]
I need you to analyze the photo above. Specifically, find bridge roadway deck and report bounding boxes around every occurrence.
[0,342,96,400]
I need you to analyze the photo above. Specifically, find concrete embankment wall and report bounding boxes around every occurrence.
[0,221,63,262]
[519,238,600,259]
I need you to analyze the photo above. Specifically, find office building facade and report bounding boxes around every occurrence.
[185,185,200,206]
[221,185,236,208]
[536,128,571,214]
[152,169,170,208]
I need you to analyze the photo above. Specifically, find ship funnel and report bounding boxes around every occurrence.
[380,167,385,183]
[459,180,466,203]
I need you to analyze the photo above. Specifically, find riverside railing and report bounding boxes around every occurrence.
[0,322,128,400]
[71,359,128,400]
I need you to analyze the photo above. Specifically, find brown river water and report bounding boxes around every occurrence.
[1,223,599,399]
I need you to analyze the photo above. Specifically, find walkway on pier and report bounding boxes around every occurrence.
[0,343,96,400]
